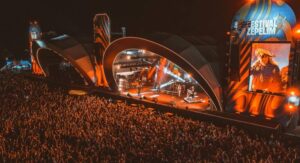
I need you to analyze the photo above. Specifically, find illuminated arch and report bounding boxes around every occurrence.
[103,36,223,111]
[36,48,89,85]
[34,35,97,85]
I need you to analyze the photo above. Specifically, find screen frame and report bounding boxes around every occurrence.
[248,41,292,95]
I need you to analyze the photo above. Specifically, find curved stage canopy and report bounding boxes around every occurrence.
[32,35,97,85]
[103,34,223,111]
[32,33,223,111]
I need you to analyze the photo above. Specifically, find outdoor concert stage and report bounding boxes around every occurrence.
[123,87,210,111]
[27,0,300,132]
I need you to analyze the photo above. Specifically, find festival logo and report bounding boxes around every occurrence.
[233,14,287,36]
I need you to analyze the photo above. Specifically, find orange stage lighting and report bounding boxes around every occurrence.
[288,105,295,112]
[287,88,299,96]
[291,91,295,96]
[187,73,192,78]
[285,104,298,113]
[293,24,300,39]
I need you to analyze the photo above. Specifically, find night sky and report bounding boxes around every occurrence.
[0,0,299,55]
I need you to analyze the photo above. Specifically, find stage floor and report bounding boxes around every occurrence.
[122,87,210,111]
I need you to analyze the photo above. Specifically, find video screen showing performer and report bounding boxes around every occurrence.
[249,42,291,94]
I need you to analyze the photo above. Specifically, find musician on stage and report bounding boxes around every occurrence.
[190,86,195,98]
[177,84,182,97]
[137,79,143,97]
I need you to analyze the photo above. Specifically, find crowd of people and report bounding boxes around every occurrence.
[0,71,299,162]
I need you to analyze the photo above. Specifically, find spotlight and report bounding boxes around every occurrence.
[291,91,296,96]
[127,55,131,60]
[285,103,298,113]
[185,73,191,79]
[139,49,146,54]
[293,24,300,39]
[288,96,300,107]
[287,89,300,106]
[163,67,167,73]
[288,96,299,104]
[125,50,135,55]
[287,104,297,113]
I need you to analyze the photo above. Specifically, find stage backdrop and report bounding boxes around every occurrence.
[226,0,297,120]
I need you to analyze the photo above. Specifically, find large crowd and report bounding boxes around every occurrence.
[0,71,299,162]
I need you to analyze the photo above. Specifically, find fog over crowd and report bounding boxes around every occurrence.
[0,71,299,162]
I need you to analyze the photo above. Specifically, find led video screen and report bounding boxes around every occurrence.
[249,42,291,94]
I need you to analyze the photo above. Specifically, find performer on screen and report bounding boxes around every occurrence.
[250,48,281,92]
